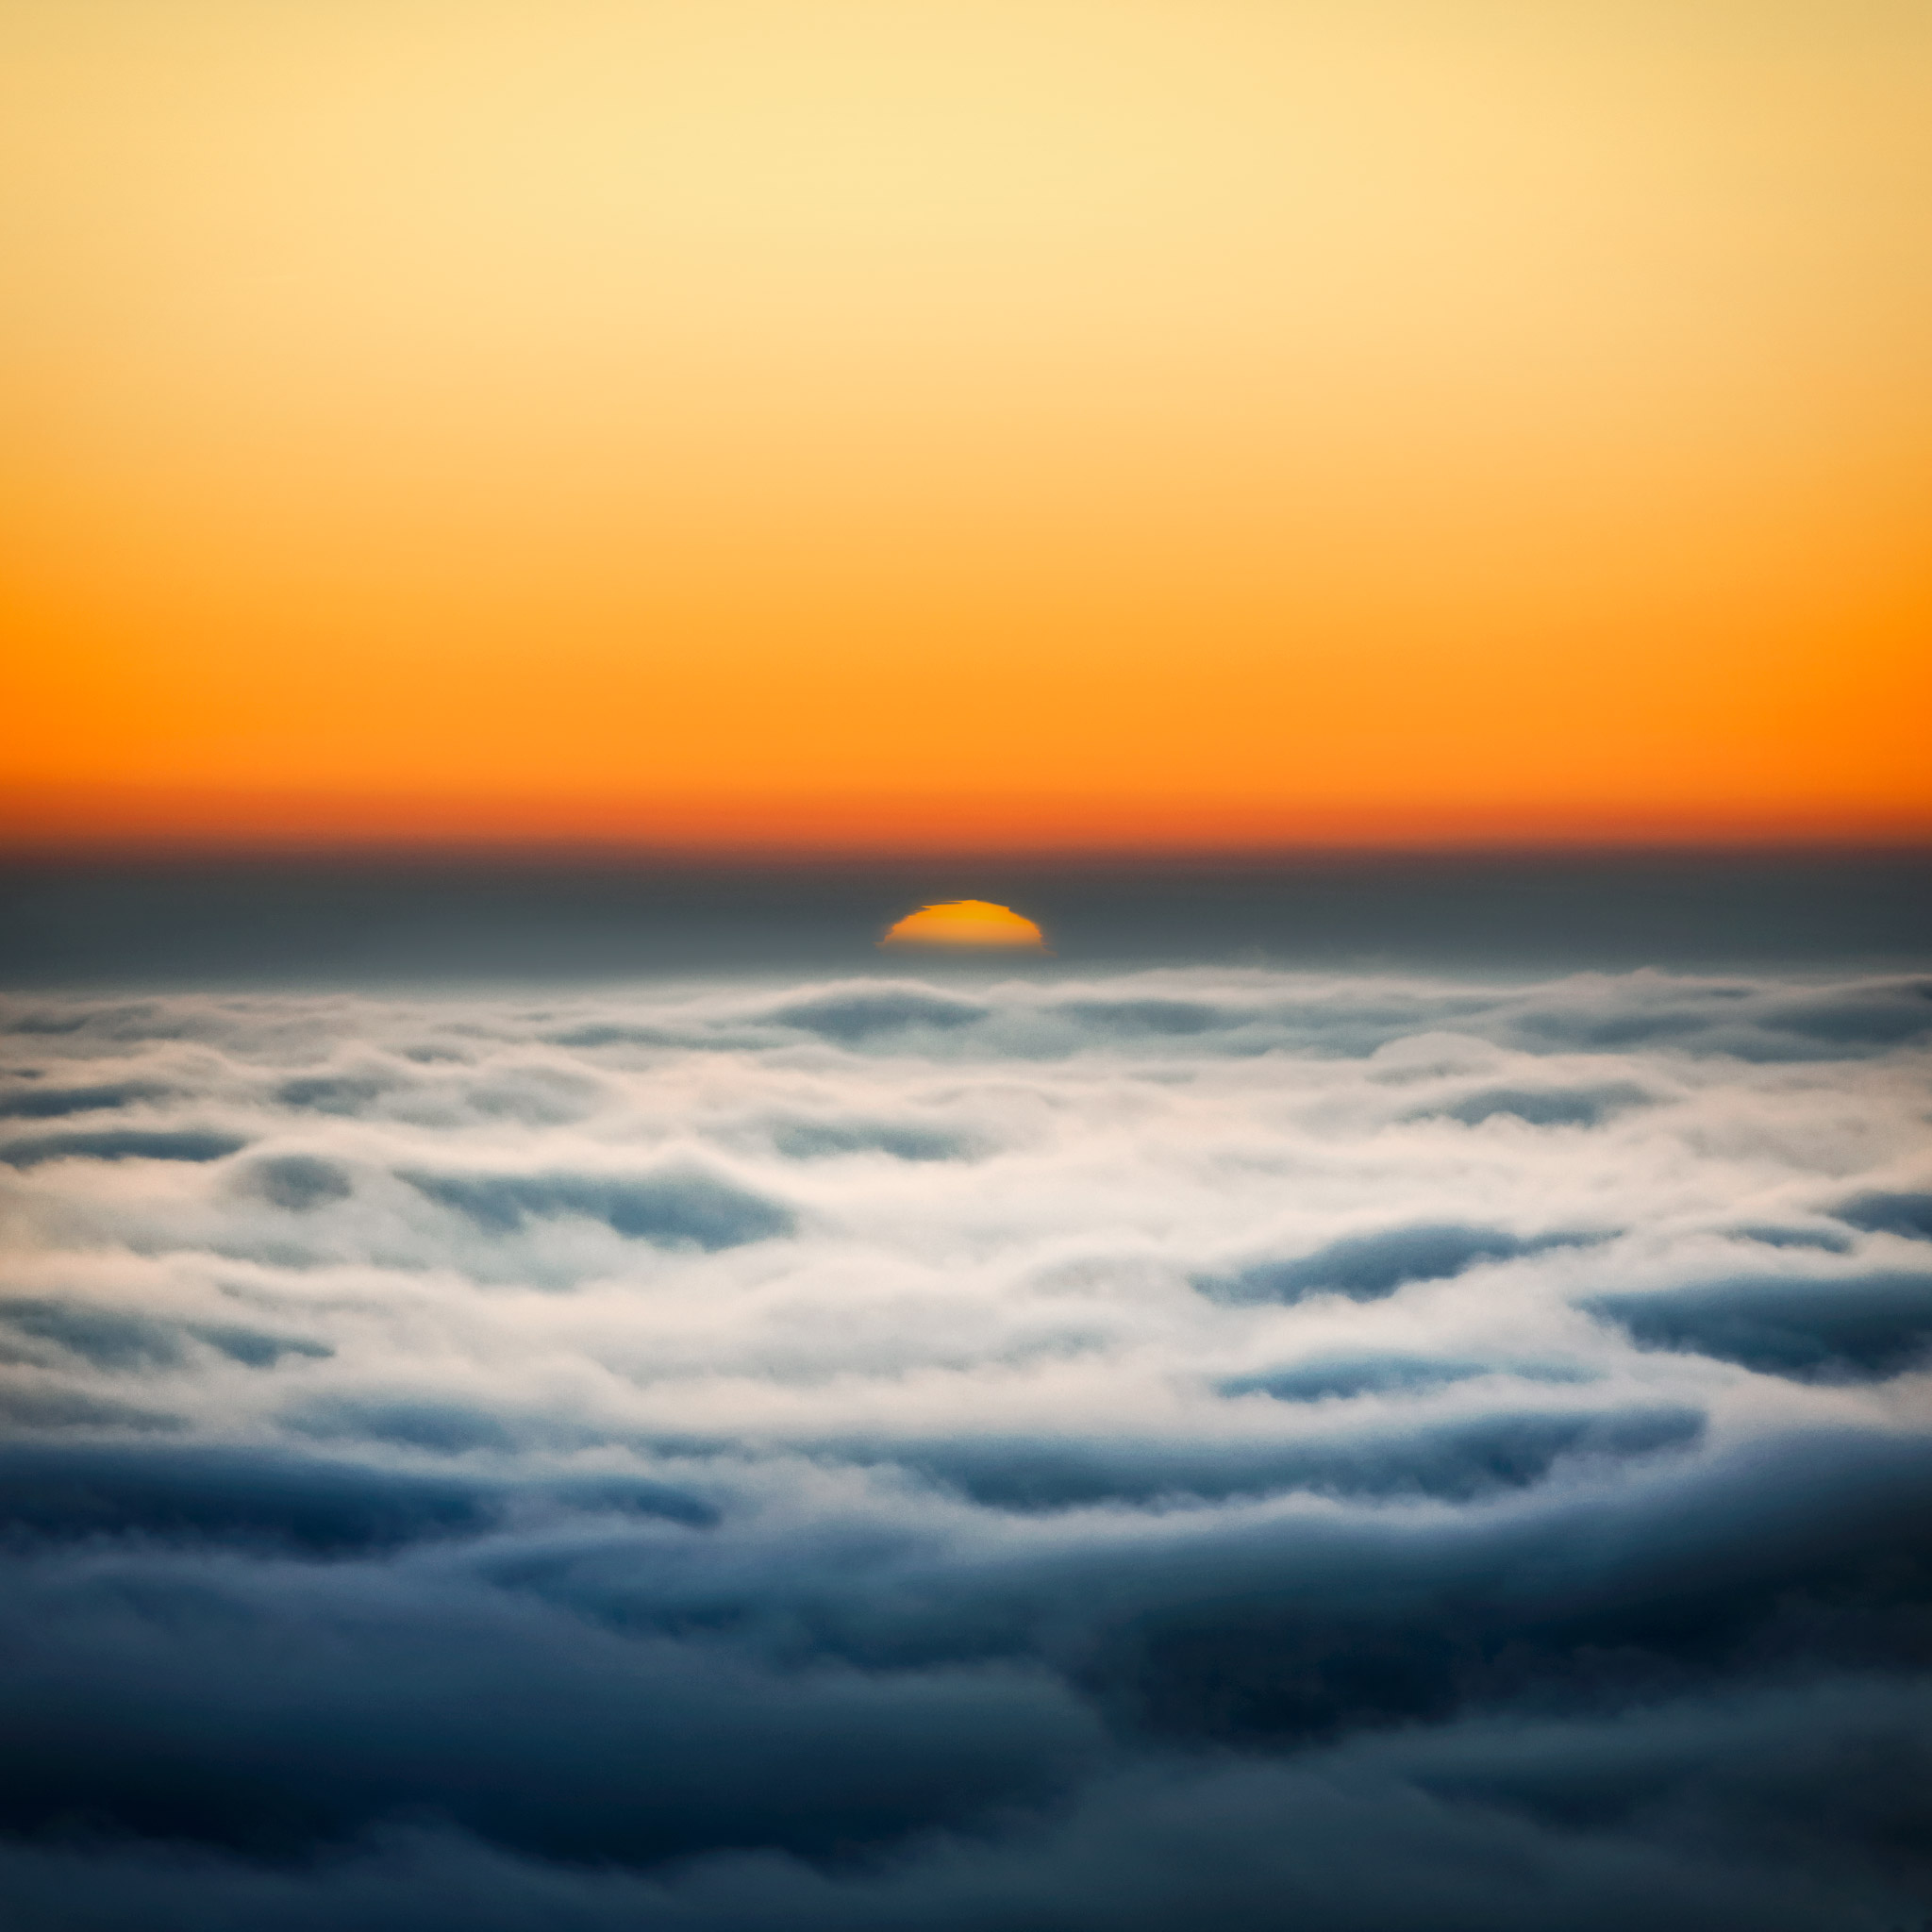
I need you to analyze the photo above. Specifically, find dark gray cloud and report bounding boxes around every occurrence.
[1585,1271,1932,1381]
[1,1298,191,1371]
[0,1441,712,1554]
[1504,976,1932,1062]
[193,1323,334,1368]
[1198,1223,1601,1305]
[3,1002,180,1041]
[544,1022,680,1049]
[1725,1224,1855,1253]
[0,1441,499,1553]
[0,1424,1923,1925]
[768,987,990,1040]
[0,1557,1102,1869]
[1835,1190,1932,1241]
[1764,981,1932,1046]
[0,1383,184,1431]
[1221,1354,1594,1401]
[242,1154,356,1210]
[1050,998,1230,1036]
[0,1080,173,1119]
[0,1732,1917,1932]
[1424,1081,1653,1127]
[767,1116,982,1161]
[0,1128,246,1168]
[0,1299,331,1374]
[400,1164,793,1248]
[825,1406,1704,1511]
[288,1395,530,1454]
[275,1074,395,1114]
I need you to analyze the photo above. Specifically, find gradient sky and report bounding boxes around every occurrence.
[4,0,1928,849]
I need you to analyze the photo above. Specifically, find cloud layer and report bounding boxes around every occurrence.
[1,965,1929,1928]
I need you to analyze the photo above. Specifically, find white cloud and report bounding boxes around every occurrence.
[0,965,1928,1926]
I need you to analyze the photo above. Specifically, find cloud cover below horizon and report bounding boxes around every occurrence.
[1,963,1929,1928]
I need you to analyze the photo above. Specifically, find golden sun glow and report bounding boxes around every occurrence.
[3,1,1928,852]
[880,902,1047,951]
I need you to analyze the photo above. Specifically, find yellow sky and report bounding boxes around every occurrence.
[4,1,1928,847]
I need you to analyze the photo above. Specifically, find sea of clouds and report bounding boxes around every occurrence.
[2,964,1930,1929]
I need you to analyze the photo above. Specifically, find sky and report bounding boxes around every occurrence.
[2,958,1930,1927]
[5,0,1930,850]
[3,12,1930,1924]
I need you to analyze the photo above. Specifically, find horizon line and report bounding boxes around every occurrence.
[5,833,1931,868]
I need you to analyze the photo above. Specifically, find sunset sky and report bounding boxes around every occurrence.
[5,0,1927,850]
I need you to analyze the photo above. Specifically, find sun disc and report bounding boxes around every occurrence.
[879,900,1047,950]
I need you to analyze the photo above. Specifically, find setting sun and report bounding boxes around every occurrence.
[879,901,1047,950]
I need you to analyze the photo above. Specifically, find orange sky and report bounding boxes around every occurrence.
[4,0,1928,852]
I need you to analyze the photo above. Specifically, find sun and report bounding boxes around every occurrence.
[879,900,1048,951]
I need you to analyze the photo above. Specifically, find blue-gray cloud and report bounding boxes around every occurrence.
[768,987,990,1040]
[767,1116,983,1161]
[1835,1190,1932,1241]
[242,1154,356,1210]
[399,1165,793,1248]
[0,1080,173,1119]
[275,1074,395,1115]
[1585,1271,1932,1381]
[0,1128,246,1168]
[1197,1224,1601,1305]
[1422,1081,1653,1127]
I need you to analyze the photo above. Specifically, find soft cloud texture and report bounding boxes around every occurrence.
[1,965,1928,1928]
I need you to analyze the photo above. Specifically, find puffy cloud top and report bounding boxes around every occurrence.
[0,965,1928,1929]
